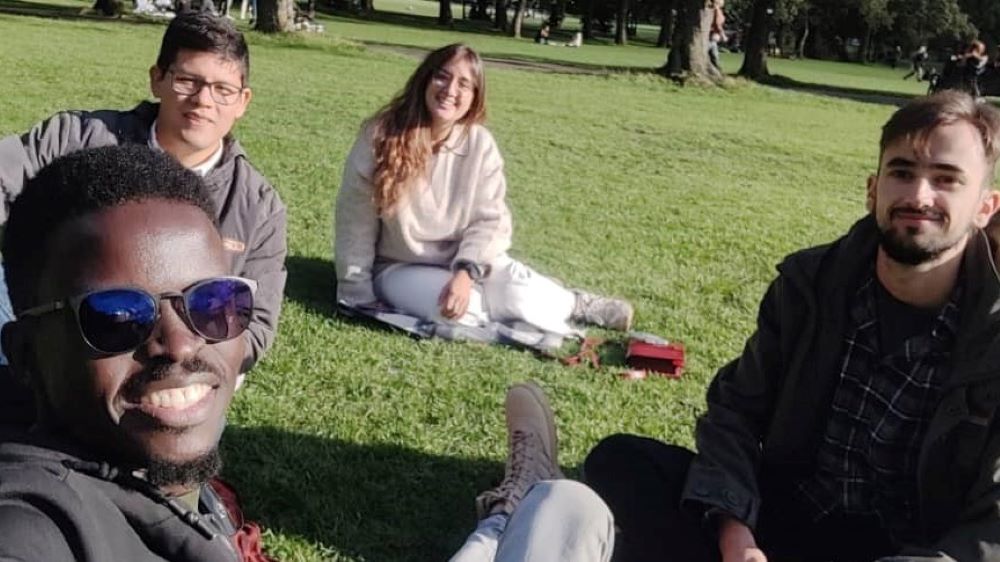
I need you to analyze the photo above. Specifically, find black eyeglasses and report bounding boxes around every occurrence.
[19,276,257,355]
[166,70,245,106]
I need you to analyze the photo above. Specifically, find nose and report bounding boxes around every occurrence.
[445,78,460,98]
[190,83,215,106]
[911,175,937,206]
[142,299,204,363]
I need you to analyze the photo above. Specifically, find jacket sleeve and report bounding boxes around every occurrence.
[334,133,379,306]
[453,139,512,268]
[240,188,287,372]
[0,503,76,561]
[680,276,786,529]
[0,111,91,224]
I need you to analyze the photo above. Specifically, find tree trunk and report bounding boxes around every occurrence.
[439,0,453,25]
[737,0,771,80]
[614,0,628,44]
[795,9,808,59]
[662,0,721,82]
[656,0,675,48]
[581,0,594,38]
[510,0,526,36]
[547,0,565,29]
[255,0,295,32]
[494,0,508,29]
[860,25,871,63]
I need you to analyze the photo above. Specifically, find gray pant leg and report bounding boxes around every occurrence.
[494,480,615,562]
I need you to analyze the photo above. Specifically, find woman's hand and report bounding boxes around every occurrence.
[719,517,767,562]
[439,270,474,319]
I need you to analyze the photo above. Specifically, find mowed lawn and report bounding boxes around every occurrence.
[0,11,901,561]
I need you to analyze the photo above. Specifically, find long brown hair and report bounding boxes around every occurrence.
[368,43,487,216]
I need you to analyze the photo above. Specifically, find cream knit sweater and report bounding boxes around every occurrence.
[334,124,513,305]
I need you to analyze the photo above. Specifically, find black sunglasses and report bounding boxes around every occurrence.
[19,276,256,355]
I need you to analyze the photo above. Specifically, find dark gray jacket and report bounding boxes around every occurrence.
[684,215,1000,561]
[0,432,241,562]
[0,102,287,371]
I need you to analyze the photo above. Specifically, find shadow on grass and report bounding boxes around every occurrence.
[221,425,510,561]
[285,254,338,317]
[762,73,919,107]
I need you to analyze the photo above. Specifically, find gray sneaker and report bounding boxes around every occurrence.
[571,290,634,331]
[475,382,564,518]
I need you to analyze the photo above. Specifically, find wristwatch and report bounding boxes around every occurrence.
[454,260,486,282]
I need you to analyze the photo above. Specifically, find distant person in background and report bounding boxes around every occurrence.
[534,23,550,45]
[335,43,634,341]
[903,45,929,80]
[960,40,989,97]
[708,0,726,71]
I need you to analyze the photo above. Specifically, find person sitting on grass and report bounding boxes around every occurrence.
[335,43,633,339]
[450,381,614,562]
[534,23,550,45]
[0,145,272,561]
[0,11,286,378]
[585,91,1000,562]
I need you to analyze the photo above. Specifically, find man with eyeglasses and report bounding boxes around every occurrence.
[0,12,286,420]
[0,145,274,561]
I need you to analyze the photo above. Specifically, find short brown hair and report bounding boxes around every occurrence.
[880,91,1000,185]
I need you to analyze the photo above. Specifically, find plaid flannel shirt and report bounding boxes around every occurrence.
[797,275,960,542]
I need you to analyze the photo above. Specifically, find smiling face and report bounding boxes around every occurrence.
[150,49,251,167]
[424,55,478,134]
[21,200,243,478]
[869,121,999,265]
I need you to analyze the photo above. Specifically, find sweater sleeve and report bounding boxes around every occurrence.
[453,136,512,268]
[334,132,380,305]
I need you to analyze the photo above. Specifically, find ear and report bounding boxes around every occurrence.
[233,87,252,120]
[865,174,878,213]
[149,65,165,100]
[973,189,1000,229]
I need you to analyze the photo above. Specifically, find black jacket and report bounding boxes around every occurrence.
[683,216,1000,561]
[0,432,241,561]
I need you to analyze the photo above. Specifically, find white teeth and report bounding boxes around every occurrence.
[141,383,211,410]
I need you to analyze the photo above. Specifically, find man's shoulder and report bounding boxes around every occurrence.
[776,216,877,287]
[215,140,285,213]
[33,103,153,146]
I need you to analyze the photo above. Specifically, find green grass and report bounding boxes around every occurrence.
[0,10,903,561]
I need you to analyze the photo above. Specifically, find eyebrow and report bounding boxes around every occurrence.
[884,157,965,174]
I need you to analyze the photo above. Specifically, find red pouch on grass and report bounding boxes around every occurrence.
[626,338,685,378]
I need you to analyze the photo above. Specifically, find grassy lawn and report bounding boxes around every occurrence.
[0,9,903,562]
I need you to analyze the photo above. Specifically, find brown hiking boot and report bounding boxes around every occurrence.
[571,290,634,331]
[474,381,564,518]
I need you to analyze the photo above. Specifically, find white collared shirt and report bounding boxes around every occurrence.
[148,120,223,177]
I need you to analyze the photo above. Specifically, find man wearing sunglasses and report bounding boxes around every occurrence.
[0,145,271,561]
[0,11,285,386]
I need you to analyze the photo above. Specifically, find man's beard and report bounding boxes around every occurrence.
[146,449,222,489]
[878,225,948,265]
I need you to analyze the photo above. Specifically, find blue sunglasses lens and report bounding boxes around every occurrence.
[78,289,158,353]
[185,278,254,342]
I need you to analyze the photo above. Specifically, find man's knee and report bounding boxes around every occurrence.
[584,434,695,488]
[525,480,614,537]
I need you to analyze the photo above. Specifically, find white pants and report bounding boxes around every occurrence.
[449,480,615,562]
[374,256,578,336]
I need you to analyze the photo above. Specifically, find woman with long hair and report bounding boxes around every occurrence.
[335,43,632,338]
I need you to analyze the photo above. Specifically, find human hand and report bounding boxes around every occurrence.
[438,270,473,319]
[719,517,767,562]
